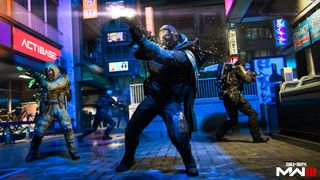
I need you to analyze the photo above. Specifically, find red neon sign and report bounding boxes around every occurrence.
[227,55,238,63]
[13,27,61,62]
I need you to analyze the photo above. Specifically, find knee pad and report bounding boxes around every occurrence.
[64,128,73,134]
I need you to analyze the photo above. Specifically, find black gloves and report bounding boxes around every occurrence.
[129,27,143,42]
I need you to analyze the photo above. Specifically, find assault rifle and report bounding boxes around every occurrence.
[16,66,44,89]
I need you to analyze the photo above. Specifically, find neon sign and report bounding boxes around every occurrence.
[83,0,98,19]
[273,19,289,47]
[13,27,61,62]
[224,0,235,16]
[145,7,155,36]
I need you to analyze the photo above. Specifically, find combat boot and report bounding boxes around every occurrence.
[116,158,136,172]
[70,152,80,160]
[25,136,42,162]
[179,146,199,177]
[253,137,270,143]
[102,135,112,140]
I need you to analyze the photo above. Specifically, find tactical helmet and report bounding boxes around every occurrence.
[159,25,179,49]
[44,62,60,81]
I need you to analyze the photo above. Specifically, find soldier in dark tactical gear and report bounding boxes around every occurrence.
[25,62,79,162]
[116,20,211,177]
[216,60,269,143]
[78,93,118,142]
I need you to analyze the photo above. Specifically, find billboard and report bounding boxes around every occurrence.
[254,57,285,104]
[13,27,61,62]
[107,32,127,42]
[0,20,11,47]
[83,0,98,19]
[273,19,290,46]
[109,61,129,72]
[308,9,320,44]
[293,19,311,51]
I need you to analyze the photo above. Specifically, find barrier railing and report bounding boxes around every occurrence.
[130,78,258,104]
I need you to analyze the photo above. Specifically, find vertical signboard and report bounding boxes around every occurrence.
[13,27,61,62]
[83,0,98,19]
[293,20,311,51]
[0,20,11,47]
[273,19,289,46]
[308,9,320,44]
[228,29,238,55]
[145,7,155,36]
[254,57,284,104]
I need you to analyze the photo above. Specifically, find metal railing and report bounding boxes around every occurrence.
[1,1,63,45]
[130,83,144,104]
[130,78,258,104]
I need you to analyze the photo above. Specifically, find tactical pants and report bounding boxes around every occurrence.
[80,113,116,139]
[217,95,262,140]
[121,95,195,166]
[29,104,78,156]
[117,112,128,129]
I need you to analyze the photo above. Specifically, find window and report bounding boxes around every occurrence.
[47,0,58,29]
[260,50,267,57]
[245,27,272,40]
[245,29,251,40]
[258,27,265,38]
[265,28,272,38]
[31,0,44,20]
[251,28,258,39]
[15,0,28,9]
[254,50,260,57]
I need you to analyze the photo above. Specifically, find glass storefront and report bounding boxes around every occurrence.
[0,62,37,119]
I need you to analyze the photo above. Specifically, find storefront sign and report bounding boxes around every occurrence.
[83,0,98,19]
[293,20,310,51]
[308,9,320,44]
[145,7,155,36]
[254,57,284,104]
[109,61,129,72]
[273,19,289,46]
[224,0,235,16]
[0,20,11,47]
[13,27,61,62]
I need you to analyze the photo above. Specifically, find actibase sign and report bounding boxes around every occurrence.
[13,27,61,62]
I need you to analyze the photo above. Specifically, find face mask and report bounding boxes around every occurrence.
[44,68,55,80]
[159,29,176,49]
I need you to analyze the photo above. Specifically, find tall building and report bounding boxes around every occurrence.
[0,0,106,132]
[101,0,142,103]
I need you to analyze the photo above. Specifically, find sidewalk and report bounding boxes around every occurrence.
[0,129,319,179]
